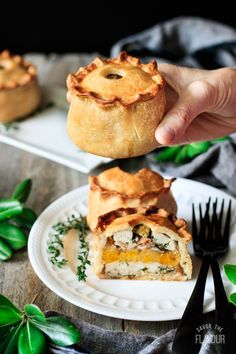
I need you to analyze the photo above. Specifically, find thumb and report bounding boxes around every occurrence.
[155,80,214,145]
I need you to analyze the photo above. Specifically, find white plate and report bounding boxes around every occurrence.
[0,86,111,173]
[28,178,236,321]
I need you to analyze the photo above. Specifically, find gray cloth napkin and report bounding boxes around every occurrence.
[111,16,236,68]
[111,16,236,196]
[147,133,236,197]
[46,311,218,354]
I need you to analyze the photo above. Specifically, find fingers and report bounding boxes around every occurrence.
[158,63,208,94]
[155,80,215,145]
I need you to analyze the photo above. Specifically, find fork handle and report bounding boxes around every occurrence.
[172,257,210,354]
[211,259,235,354]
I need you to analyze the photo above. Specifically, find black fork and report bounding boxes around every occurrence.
[172,198,235,354]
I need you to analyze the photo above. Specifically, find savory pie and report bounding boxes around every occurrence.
[67,51,166,158]
[87,167,177,231]
[0,50,41,123]
[94,206,192,280]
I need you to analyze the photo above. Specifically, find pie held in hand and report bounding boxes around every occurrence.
[0,50,41,123]
[67,51,166,158]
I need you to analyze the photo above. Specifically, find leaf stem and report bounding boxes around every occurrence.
[31,292,40,304]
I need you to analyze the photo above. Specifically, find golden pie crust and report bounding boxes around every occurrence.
[0,50,41,123]
[96,206,191,241]
[87,167,177,231]
[94,206,192,280]
[67,51,166,158]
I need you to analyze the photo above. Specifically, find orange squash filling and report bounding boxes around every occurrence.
[102,248,180,266]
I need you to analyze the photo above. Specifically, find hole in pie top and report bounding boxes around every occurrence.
[106,73,123,80]
[0,65,4,70]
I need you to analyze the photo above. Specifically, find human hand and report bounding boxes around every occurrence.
[155,65,236,145]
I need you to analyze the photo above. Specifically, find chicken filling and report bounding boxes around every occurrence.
[111,224,177,252]
[102,224,180,276]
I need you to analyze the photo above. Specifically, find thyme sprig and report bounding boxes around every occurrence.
[48,214,90,280]
[77,226,91,281]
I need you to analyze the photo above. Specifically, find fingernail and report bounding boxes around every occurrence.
[155,125,175,144]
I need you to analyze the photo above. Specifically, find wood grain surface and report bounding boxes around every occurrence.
[0,142,214,337]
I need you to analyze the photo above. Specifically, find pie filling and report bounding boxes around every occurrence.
[106,73,123,80]
[101,224,181,277]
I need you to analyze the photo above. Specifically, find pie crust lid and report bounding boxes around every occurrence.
[67,51,164,106]
[0,50,37,89]
[89,167,175,199]
[96,206,192,242]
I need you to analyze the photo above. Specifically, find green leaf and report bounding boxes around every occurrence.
[24,304,46,323]
[13,208,37,229]
[0,205,23,222]
[0,199,22,212]
[174,145,190,164]
[155,146,182,162]
[0,322,23,354]
[186,142,211,158]
[0,324,13,342]
[210,136,230,144]
[224,264,236,285]
[0,294,22,326]
[0,238,13,261]
[229,292,236,306]
[18,322,46,354]
[0,223,27,250]
[32,316,80,346]
[12,179,32,203]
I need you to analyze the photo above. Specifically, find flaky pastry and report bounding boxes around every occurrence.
[87,167,177,231]
[67,51,166,158]
[0,50,41,123]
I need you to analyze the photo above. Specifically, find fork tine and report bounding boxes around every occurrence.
[199,203,203,222]
[223,200,232,244]
[207,199,217,241]
[210,198,218,240]
[198,203,204,238]
[219,199,225,230]
[204,198,211,239]
[199,199,210,235]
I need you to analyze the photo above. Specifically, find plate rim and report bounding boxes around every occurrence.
[28,178,236,321]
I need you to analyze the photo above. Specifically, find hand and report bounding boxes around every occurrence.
[155,65,236,145]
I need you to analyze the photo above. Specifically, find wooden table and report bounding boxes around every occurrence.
[0,142,213,337]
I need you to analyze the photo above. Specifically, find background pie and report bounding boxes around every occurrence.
[0,50,41,123]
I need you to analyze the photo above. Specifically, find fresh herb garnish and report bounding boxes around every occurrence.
[0,179,37,261]
[0,294,80,353]
[48,222,68,268]
[48,215,90,281]
[77,234,91,281]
